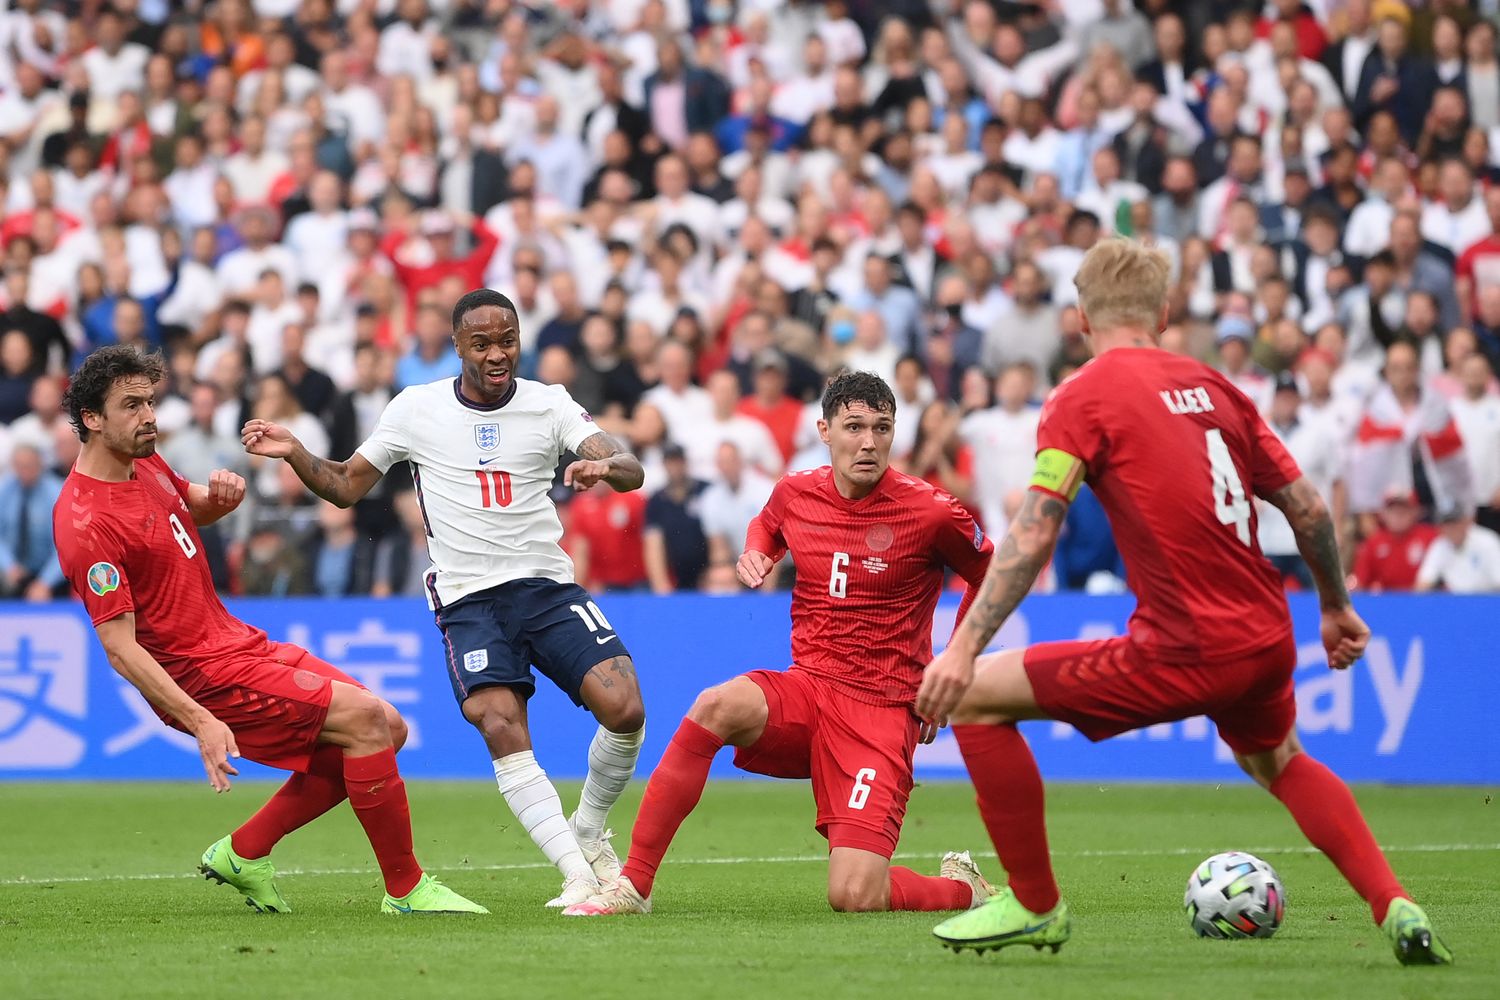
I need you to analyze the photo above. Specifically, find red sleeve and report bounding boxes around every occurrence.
[1035,381,1105,475]
[1350,537,1375,590]
[467,220,500,267]
[58,523,136,625]
[930,488,992,587]
[1457,245,1477,283]
[744,476,793,560]
[1242,398,1303,498]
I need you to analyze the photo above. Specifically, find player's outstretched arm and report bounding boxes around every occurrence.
[185,469,247,526]
[1266,476,1371,670]
[241,418,383,508]
[563,430,646,492]
[916,489,1067,723]
[94,614,241,792]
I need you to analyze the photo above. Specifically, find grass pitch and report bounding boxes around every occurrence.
[0,780,1494,1000]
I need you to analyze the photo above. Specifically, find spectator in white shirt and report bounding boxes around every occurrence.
[682,369,784,482]
[637,338,713,453]
[1416,512,1500,593]
[701,440,776,570]
[1074,146,1149,234]
[1000,98,1063,182]
[376,0,438,83]
[81,8,149,100]
[1450,353,1500,532]
[283,171,348,281]
[1344,156,1408,258]
[246,270,304,375]
[1420,159,1490,256]
[215,206,299,298]
[222,115,289,206]
[162,133,221,231]
[960,364,1040,533]
[321,50,385,150]
[507,95,590,210]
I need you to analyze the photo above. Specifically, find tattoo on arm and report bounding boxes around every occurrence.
[1268,477,1349,610]
[576,431,646,491]
[290,447,355,507]
[957,491,1067,654]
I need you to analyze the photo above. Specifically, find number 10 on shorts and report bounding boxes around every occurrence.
[848,767,876,810]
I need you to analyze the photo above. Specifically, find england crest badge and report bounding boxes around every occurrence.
[474,423,500,451]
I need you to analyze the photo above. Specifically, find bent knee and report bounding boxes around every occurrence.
[591,686,646,734]
[827,881,889,913]
[384,705,409,751]
[686,683,760,739]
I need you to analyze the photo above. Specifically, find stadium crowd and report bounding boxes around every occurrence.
[3,0,1500,602]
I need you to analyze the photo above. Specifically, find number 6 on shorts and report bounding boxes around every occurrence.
[848,767,876,810]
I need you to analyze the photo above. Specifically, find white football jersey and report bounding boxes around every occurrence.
[356,377,600,608]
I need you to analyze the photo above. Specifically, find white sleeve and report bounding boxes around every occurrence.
[355,390,413,473]
[1415,540,1447,590]
[550,385,601,455]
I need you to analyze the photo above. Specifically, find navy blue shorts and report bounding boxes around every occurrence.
[434,579,631,707]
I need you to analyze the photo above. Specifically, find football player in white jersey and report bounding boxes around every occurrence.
[242,289,647,908]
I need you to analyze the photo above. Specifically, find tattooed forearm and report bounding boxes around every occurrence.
[289,445,356,507]
[576,431,646,492]
[1268,477,1350,610]
[955,491,1067,656]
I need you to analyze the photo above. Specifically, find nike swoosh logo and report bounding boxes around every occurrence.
[478,457,500,465]
[228,856,242,875]
[596,635,617,645]
[388,900,412,913]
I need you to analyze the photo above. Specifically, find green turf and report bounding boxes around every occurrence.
[0,781,1493,999]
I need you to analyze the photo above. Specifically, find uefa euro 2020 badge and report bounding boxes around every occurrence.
[87,562,121,597]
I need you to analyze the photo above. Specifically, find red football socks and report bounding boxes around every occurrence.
[888,866,973,911]
[343,747,423,898]
[620,718,724,898]
[232,743,349,860]
[953,723,1061,913]
[1269,753,1406,924]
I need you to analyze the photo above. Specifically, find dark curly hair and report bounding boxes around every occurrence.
[821,369,896,420]
[65,345,166,442]
[451,287,519,334]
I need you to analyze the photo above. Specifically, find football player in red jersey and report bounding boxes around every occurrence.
[51,346,484,915]
[917,240,1451,965]
[565,371,997,916]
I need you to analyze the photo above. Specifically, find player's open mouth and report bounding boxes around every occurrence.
[485,370,509,386]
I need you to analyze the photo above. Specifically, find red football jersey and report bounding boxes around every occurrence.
[1035,348,1302,662]
[52,453,266,678]
[745,466,993,707]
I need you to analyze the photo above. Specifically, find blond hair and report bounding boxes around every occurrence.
[1073,238,1171,334]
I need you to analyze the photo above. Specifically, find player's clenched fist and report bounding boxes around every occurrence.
[241,419,296,458]
[205,469,246,512]
[736,549,775,589]
[563,459,611,491]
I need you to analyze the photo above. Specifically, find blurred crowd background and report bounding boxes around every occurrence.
[3,0,1500,603]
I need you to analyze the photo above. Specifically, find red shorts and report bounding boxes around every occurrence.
[733,669,919,858]
[167,641,362,773]
[1023,632,1297,756]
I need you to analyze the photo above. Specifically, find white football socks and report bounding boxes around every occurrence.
[493,751,593,881]
[573,724,645,842]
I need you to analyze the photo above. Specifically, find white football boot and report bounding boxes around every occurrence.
[940,850,999,909]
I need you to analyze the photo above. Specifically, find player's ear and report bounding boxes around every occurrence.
[1157,302,1169,333]
[82,408,103,435]
[817,418,831,445]
[1078,306,1092,336]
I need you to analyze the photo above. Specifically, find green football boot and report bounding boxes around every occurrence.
[932,887,1071,954]
[381,873,489,915]
[199,836,291,913]
[1381,898,1454,966]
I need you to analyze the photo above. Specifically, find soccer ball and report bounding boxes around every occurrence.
[1184,851,1285,939]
